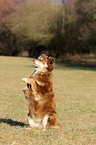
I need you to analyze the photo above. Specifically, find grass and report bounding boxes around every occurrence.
[0,56,96,145]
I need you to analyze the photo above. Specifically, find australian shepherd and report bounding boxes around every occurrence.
[22,54,62,130]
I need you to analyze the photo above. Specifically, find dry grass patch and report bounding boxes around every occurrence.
[0,56,96,145]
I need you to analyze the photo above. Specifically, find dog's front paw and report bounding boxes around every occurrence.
[22,78,27,82]
[22,86,28,92]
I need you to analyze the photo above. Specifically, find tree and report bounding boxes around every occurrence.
[0,0,25,56]
[0,0,15,25]
[78,0,96,53]
[60,0,96,55]
[6,0,62,56]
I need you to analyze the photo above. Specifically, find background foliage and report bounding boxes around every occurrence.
[0,0,96,58]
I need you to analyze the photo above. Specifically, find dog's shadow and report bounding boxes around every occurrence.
[0,118,28,127]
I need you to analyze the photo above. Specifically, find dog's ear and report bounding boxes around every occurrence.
[48,57,55,64]
[47,57,55,71]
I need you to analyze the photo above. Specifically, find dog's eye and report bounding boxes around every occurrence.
[41,58,45,62]
[48,60,53,64]
[39,57,43,61]
[50,61,53,64]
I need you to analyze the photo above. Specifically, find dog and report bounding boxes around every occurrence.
[22,54,62,130]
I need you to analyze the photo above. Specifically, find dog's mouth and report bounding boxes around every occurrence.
[35,66,38,69]
[34,64,41,70]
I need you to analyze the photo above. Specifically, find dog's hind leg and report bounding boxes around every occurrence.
[41,114,49,130]
[46,112,62,129]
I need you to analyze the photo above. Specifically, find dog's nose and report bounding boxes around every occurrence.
[33,59,35,64]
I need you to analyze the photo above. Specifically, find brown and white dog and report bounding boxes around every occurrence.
[22,54,62,130]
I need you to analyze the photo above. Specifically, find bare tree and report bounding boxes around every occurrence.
[62,0,65,33]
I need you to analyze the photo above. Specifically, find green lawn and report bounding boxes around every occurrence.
[0,56,96,145]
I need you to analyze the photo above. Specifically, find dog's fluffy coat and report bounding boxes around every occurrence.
[22,54,62,129]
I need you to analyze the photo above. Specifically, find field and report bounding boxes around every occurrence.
[0,56,96,145]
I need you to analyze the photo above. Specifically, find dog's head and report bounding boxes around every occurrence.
[33,54,55,72]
